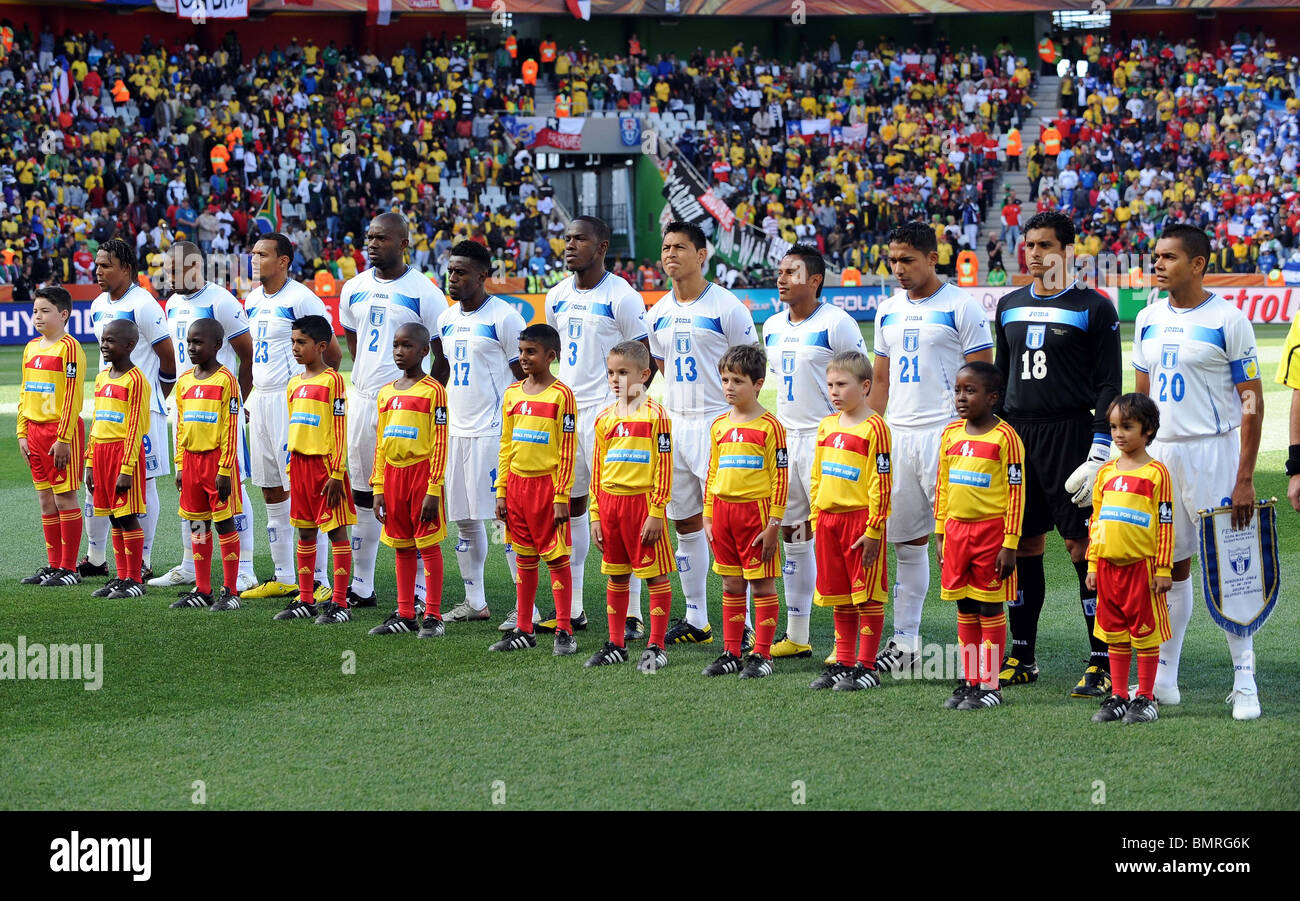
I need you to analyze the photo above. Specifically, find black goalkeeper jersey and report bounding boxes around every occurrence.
[994,282,1122,437]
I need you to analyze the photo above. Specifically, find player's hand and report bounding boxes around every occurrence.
[1085,571,1097,592]
[373,493,387,523]
[553,502,570,525]
[851,533,881,571]
[1064,440,1112,507]
[591,520,604,553]
[420,493,440,524]
[703,517,714,546]
[1230,478,1256,530]
[51,440,70,469]
[640,515,664,547]
[1288,474,1300,513]
[116,473,132,495]
[934,535,944,568]
[324,476,344,508]
[995,547,1017,581]
[754,521,780,563]
[175,472,183,492]
[1154,574,1172,596]
[496,498,508,522]
[84,467,94,492]
[216,474,231,503]
[18,437,29,457]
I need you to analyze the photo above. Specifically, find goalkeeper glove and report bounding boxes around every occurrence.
[1064,437,1112,508]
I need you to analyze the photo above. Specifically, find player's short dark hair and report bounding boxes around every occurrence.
[663,220,707,251]
[99,237,136,274]
[571,215,611,245]
[1024,210,1075,248]
[103,317,139,347]
[291,314,333,344]
[888,221,937,255]
[958,360,1004,397]
[450,240,493,272]
[1108,392,1160,445]
[783,244,826,297]
[257,232,295,261]
[187,316,225,344]
[718,344,766,383]
[609,339,649,370]
[395,321,430,347]
[1160,223,1211,267]
[519,322,561,357]
[827,350,871,383]
[34,285,72,314]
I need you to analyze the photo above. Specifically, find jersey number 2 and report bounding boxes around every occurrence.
[368,328,381,353]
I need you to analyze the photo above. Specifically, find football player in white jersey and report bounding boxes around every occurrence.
[339,213,449,610]
[79,238,176,584]
[149,242,258,593]
[762,245,868,659]
[647,221,760,644]
[437,240,527,624]
[541,216,653,638]
[239,233,342,603]
[869,222,993,672]
[1134,225,1264,720]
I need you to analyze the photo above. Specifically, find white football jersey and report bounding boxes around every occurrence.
[165,282,249,381]
[90,284,170,417]
[437,295,526,438]
[1133,293,1260,441]
[339,266,448,394]
[647,282,759,417]
[244,279,329,389]
[545,271,648,409]
[873,282,993,429]
[762,301,868,430]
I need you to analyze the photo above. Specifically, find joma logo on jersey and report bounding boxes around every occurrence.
[454,340,467,361]
[903,329,919,353]
[657,432,671,453]
[782,351,796,375]
[1026,325,1046,349]
[568,320,582,340]
[369,307,385,328]
[1161,345,1179,368]
[674,332,691,355]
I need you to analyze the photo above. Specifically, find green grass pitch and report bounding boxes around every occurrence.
[1,324,1296,810]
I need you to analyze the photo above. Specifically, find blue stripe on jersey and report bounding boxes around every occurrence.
[245,307,259,319]
[392,293,421,315]
[511,427,550,445]
[652,315,672,332]
[383,425,419,440]
[275,306,296,321]
[553,300,570,314]
[183,411,219,423]
[1000,306,1089,331]
[879,310,957,330]
[802,330,830,348]
[95,410,125,423]
[693,315,724,334]
[473,324,499,340]
[1190,325,1226,349]
[25,381,55,393]
[1140,324,1157,341]
[440,324,455,337]
[1099,506,1151,528]
[949,468,992,488]
[820,461,861,482]
[290,412,320,427]
[168,305,215,319]
[606,449,651,464]
[92,310,136,324]
[590,302,614,319]
[348,291,371,308]
[718,455,763,470]
[1230,356,1261,384]
[764,332,779,346]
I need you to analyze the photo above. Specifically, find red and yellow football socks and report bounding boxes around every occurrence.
[111,528,126,580]
[1136,646,1159,700]
[218,530,239,592]
[856,600,885,668]
[394,546,418,619]
[753,593,779,659]
[722,592,746,656]
[422,545,444,620]
[330,539,351,607]
[1109,643,1132,700]
[192,527,213,595]
[979,610,1006,690]
[296,539,317,604]
[833,608,859,666]
[121,528,143,582]
[515,555,540,633]
[606,579,630,647]
[42,514,61,568]
[957,611,981,686]
[549,556,572,633]
[647,579,672,646]
[58,509,83,570]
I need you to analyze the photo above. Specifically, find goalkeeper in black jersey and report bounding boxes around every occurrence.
[994,211,1122,698]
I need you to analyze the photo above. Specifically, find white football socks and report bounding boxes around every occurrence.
[265,499,294,584]
[415,549,426,603]
[1226,632,1257,692]
[350,504,381,599]
[141,477,161,568]
[892,542,930,653]
[1158,577,1194,690]
[677,528,711,629]
[236,482,256,580]
[178,519,196,577]
[569,511,589,617]
[504,541,519,586]
[85,502,110,567]
[628,574,644,622]
[315,539,329,583]
[456,520,489,611]
[782,538,815,645]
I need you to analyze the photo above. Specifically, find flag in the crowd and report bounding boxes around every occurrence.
[254,189,282,235]
[367,0,393,25]
[566,0,592,20]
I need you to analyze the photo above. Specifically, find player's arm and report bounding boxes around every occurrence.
[933,427,951,530]
[959,295,995,365]
[589,414,605,524]
[553,386,577,508]
[430,335,450,386]
[766,418,788,523]
[495,393,512,501]
[992,305,1010,417]
[55,338,84,447]
[1001,426,1025,550]
[344,330,358,364]
[1064,300,1123,506]
[639,337,657,388]
[153,335,177,400]
[724,300,760,348]
[217,374,239,477]
[808,422,825,532]
[1232,376,1263,529]
[230,330,254,401]
[703,421,720,521]
[864,418,891,540]
[119,371,146,482]
[327,373,347,480]
[1086,463,1104,572]
[649,408,672,519]
[867,354,890,416]
[1154,464,1174,581]
[370,396,388,497]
